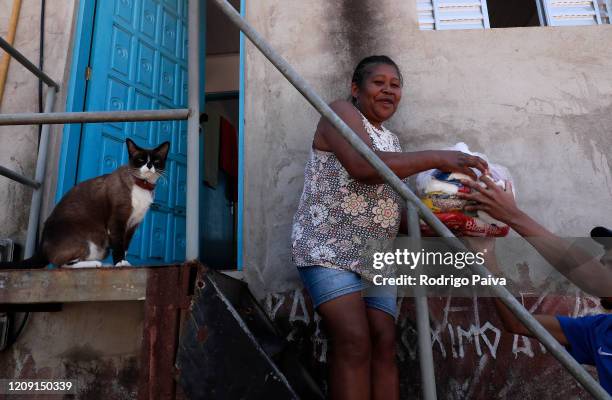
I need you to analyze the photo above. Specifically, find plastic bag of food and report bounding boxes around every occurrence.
[415,143,514,237]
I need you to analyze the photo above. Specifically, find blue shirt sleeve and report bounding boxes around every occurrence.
[556,315,596,365]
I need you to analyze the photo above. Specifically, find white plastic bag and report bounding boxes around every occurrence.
[415,142,515,230]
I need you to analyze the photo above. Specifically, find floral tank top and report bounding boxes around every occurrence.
[291,111,405,278]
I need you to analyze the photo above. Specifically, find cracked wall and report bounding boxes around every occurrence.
[0,0,76,251]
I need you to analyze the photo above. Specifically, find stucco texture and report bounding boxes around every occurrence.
[243,0,612,297]
[0,301,143,399]
[0,0,75,248]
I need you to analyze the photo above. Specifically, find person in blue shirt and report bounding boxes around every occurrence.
[458,177,612,395]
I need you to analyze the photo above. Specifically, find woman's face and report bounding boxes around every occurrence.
[351,63,402,126]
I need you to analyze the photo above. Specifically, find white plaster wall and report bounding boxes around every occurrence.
[243,0,612,297]
[0,0,76,251]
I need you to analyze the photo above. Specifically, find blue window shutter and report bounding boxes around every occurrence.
[535,0,547,25]
[430,0,491,30]
[599,0,612,22]
[542,0,603,25]
[417,0,436,30]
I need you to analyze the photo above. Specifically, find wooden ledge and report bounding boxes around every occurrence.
[0,263,197,304]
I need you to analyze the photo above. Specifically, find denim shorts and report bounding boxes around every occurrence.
[297,265,397,318]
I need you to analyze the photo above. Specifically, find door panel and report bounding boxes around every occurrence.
[77,0,188,265]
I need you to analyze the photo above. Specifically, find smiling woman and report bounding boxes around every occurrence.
[348,57,403,126]
[290,55,490,400]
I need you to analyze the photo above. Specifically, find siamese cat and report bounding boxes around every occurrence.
[2,139,169,268]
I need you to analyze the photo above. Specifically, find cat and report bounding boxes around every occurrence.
[1,138,170,268]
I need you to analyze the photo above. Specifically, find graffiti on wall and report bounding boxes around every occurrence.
[262,273,604,399]
[264,286,603,364]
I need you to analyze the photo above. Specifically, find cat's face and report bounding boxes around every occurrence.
[126,139,170,183]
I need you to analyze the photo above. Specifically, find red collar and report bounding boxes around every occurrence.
[133,177,156,191]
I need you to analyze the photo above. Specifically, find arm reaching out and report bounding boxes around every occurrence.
[458,176,612,298]
[464,237,569,345]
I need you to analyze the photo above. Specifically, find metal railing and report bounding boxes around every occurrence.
[0,0,200,260]
[0,1,608,398]
[0,36,58,258]
[209,0,610,399]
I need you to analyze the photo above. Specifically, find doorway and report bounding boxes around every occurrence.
[200,0,241,269]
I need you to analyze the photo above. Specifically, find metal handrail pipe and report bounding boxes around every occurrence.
[210,1,610,398]
[0,109,190,126]
[0,36,59,90]
[25,88,56,257]
[0,165,40,189]
[185,0,200,260]
[408,203,438,400]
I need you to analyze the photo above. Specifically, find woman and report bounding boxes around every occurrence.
[291,55,488,400]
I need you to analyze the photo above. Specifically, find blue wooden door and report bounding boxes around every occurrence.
[77,0,189,264]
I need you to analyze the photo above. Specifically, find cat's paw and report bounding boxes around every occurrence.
[115,260,131,267]
[62,260,102,268]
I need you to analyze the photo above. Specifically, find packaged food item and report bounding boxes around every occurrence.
[420,193,468,213]
[415,143,515,237]
[419,211,510,237]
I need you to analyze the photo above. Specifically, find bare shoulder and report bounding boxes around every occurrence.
[313,98,373,155]
[317,99,361,129]
[328,99,360,119]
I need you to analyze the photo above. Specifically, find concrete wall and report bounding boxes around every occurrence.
[264,286,601,399]
[243,0,612,294]
[0,0,76,251]
[0,301,144,399]
[243,1,612,398]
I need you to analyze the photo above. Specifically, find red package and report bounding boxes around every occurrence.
[420,211,510,237]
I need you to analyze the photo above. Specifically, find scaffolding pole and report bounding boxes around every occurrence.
[186,0,200,260]
[0,36,58,90]
[0,165,40,188]
[209,1,610,398]
[24,88,55,258]
[408,203,437,400]
[0,108,190,126]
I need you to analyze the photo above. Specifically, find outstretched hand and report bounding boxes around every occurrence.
[458,176,523,225]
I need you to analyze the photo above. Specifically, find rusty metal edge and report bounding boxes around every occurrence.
[137,262,202,400]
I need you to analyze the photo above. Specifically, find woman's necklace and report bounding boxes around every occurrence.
[355,109,396,152]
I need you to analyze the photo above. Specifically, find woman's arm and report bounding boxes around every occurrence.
[315,100,488,184]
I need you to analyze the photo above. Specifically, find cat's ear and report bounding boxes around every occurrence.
[126,138,141,158]
[155,141,170,160]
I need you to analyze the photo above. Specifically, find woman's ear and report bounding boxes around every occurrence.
[351,82,359,102]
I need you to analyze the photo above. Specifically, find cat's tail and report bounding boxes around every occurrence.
[0,251,48,269]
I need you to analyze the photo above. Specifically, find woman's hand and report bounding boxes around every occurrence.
[435,151,489,180]
[458,176,523,225]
